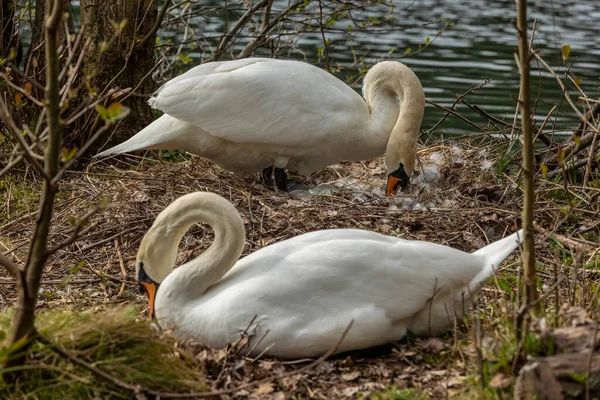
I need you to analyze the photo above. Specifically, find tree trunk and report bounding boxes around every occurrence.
[79,0,158,151]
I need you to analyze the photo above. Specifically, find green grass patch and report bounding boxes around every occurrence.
[0,306,205,399]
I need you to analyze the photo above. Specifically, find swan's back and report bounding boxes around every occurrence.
[160,229,488,358]
[148,58,368,147]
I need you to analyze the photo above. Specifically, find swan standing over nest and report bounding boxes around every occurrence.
[95,58,425,196]
[136,192,523,359]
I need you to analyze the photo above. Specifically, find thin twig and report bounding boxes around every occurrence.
[0,155,24,179]
[46,207,102,255]
[532,52,599,136]
[0,72,45,106]
[425,80,491,134]
[0,254,20,279]
[426,99,486,132]
[213,0,271,61]
[0,98,51,180]
[138,0,173,48]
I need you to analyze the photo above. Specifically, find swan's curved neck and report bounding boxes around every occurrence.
[153,193,246,297]
[363,62,425,174]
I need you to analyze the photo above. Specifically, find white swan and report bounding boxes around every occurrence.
[136,191,523,359]
[96,58,425,195]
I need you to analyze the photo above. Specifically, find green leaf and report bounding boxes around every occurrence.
[404,47,412,56]
[96,102,130,124]
[95,104,108,121]
[106,102,131,123]
[561,44,571,62]
[424,37,431,45]
[567,372,588,383]
[497,278,513,296]
[60,147,79,163]
[68,261,86,274]
[177,53,192,64]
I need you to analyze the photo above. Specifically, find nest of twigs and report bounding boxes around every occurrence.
[0,137,599,398]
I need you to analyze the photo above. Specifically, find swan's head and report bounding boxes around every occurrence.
[135,214,183,319]
[385,146,415,196]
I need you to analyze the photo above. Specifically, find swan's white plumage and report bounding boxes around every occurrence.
[150,59,365,146]
[137,192,522,359]
[96,58,424,177]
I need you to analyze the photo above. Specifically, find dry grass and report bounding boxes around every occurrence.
[0,136,599,398]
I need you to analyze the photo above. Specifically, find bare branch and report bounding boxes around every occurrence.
[0,155,23,179]
[532,52,599,136]
[0,98,51,180]
[238,0,304,59]
[46,205,102,255]
[4,61,45,92]
[425,99,486,133]
[52,124,111,184]
[213,0,271,61]
[0,254,20,279]
[137,0,173,48]
[516,0,539,335]
[0,72,45,106]
[424,80,491,134]
[46,224,95,256]
[545,148,600,179]
[58,24,85,82]
[24,0,64,302]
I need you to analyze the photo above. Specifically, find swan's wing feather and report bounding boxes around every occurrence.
[149,59,366,147]
[220,229,483,321]
[151,58,272,96]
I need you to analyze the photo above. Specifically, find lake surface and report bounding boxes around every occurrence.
[156,0,599,139]
[38,1,596,138]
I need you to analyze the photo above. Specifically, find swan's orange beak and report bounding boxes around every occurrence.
[140,281,157,319]
[386,175,403,196]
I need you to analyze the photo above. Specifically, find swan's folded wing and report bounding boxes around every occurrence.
[223,229,486,321]
[148,59,366,147]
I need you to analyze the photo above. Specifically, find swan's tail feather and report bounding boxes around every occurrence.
[473,229,523,268]
[94,115,185,158]
[94,137,146,158]
[468,229,523,292]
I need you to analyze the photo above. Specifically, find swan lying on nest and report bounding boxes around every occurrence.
[95,57,425,195]
[136,191,523,359]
